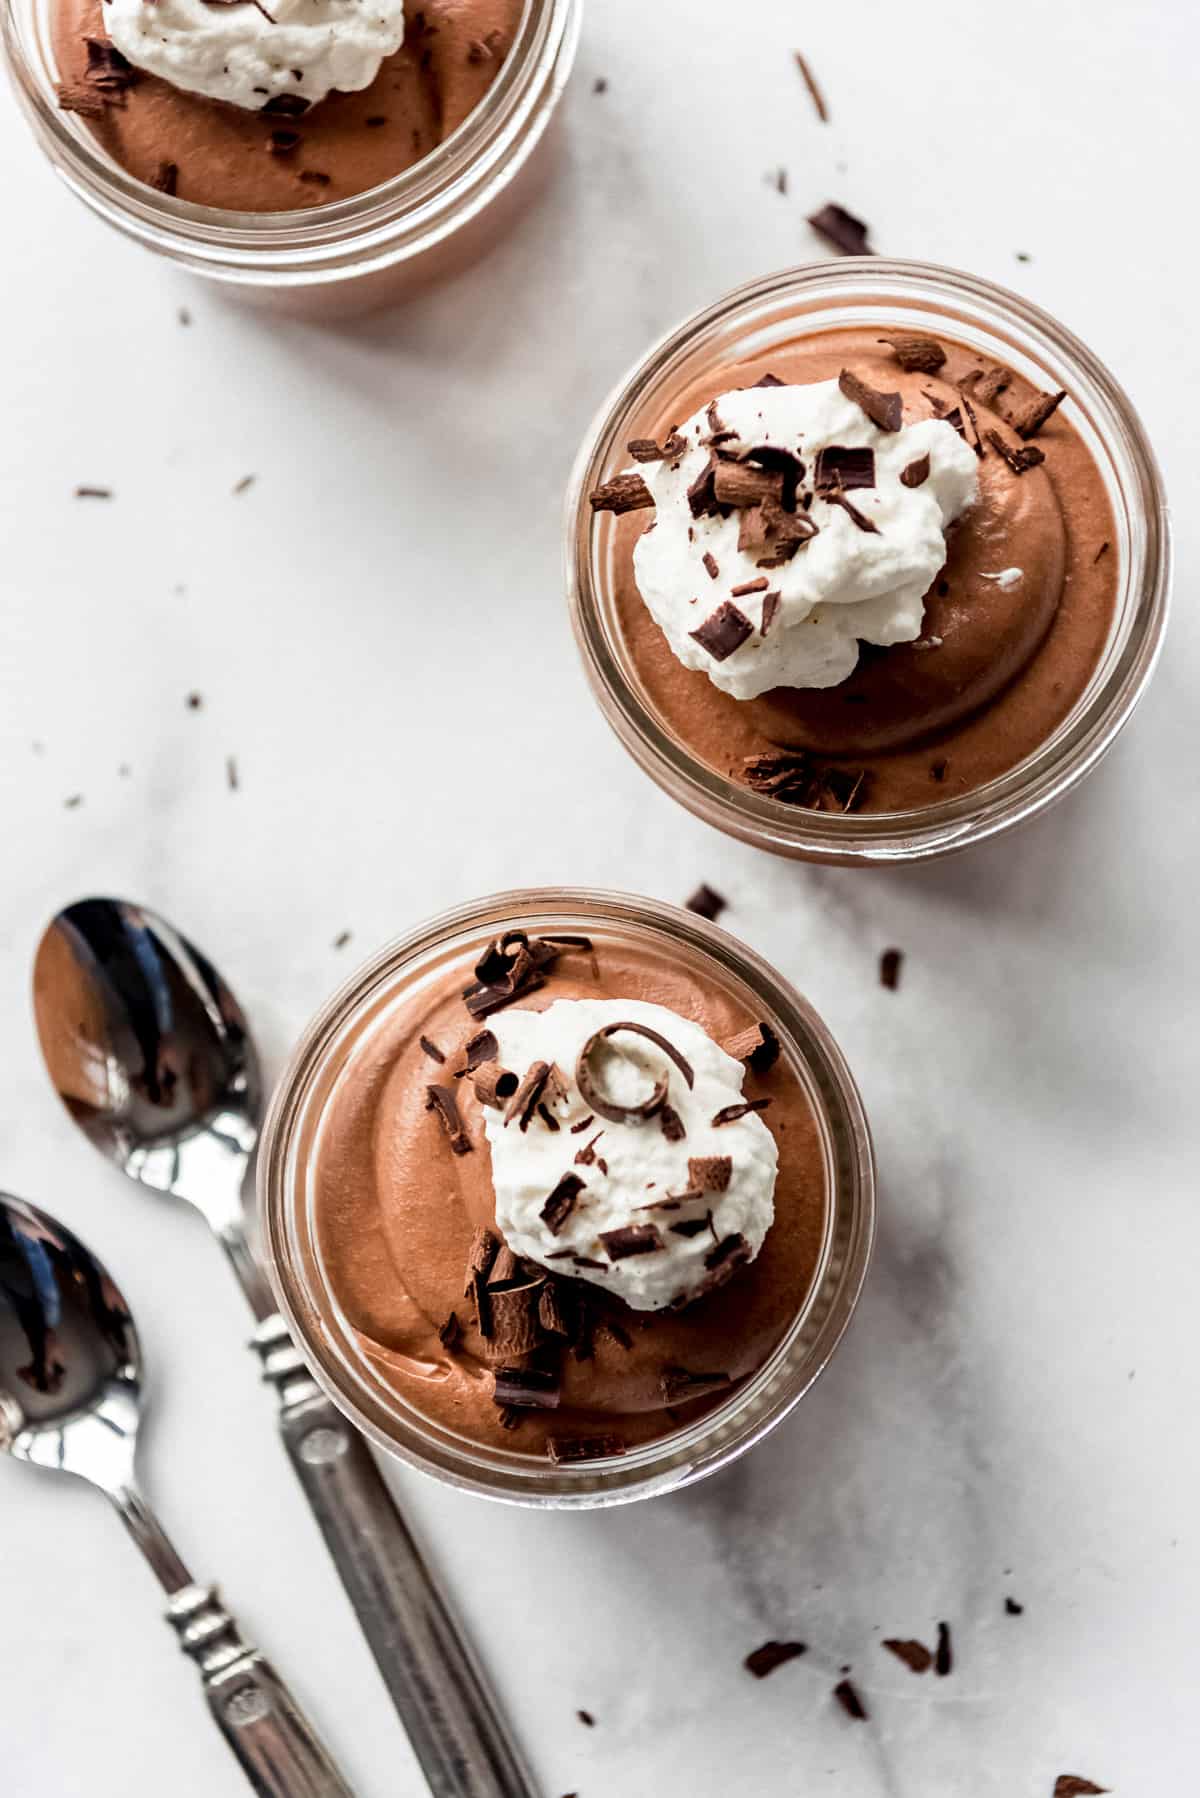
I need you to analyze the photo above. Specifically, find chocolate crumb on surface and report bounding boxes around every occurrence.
[712,1099,771,1126]
[744,1639,808,1679]
[878,331,946,373]
[934,1621,953,1675]
[883,1637,932,1674]
[593,75,607,93]
[808,203,872,256]
[792,50,828,123]
[332,929,352,949]
[64,794,83,809]
[74,485,112,499]
[879,948,903,991]
[589,472,654,515]
[1053,1781,1108,1797]
[685,883,726,921]
[833,1677,869,1720]
[1004,1596,1024,1615]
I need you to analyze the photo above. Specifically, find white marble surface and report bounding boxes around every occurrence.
[1,2,1197,1793]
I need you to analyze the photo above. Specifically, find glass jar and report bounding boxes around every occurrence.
[1,0,581,312]
[566,259,1171,864]
[258,888,875,1508]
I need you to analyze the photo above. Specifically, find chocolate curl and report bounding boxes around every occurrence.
[473,1064,519,1108]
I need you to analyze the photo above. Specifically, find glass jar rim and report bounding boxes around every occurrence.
[257,887,876,1508]
[1,0,579,283]
[566,258,1171,864]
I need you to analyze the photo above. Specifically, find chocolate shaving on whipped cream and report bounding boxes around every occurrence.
[504,1060,554,1131]
[576,1021,695,1124]
[541,1172,585,1236]
[712,1100,772,1126]
[815,445,876,492]
[600,1224,665,1260]
[900,453,931,488]
[589,473,655,514]
[628,433,687,464]
[838,369,903,433]
[688,1155,732,1193]
[824,490,880,534]
[659,1104,686,1142]
[425,1084,472,1156]
[689,601,754,662]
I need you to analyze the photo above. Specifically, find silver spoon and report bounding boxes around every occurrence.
[33,897,536,1798]
[0,1191,356,1798]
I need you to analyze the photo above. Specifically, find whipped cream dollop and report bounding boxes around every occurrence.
[482,998,778,1312]
[631,378,979,698]
[102,0,406,112]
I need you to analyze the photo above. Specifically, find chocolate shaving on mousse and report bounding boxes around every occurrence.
[958,392,985,457]
[878,331,947,374]
[669,1214,712,1239]
[825,489,880,534]
[721,1022,781,1073]
[464,1227,500,1293]
[628,433,685,463]
[661,1366,732,1404]
[57,80,108,116]
[659,1104,686,1143]
[489,1245,521,1287]
[745,1639,808,1679]
[577,1021,695,1125]
[685,883,726,920]
[1053,1779,1108,1796]
[808,203,872,257]
[298,169,331,187]
[839,369,902,432]
[419,1035,446,1064]
[833,1678,869,1721]
[814,445,876,492]
[702,551,720,580]
[268,129,302,156]
[541,1172,585,1236]
[899,452,931,488]
[473,1063,519,1108]
[1094,540,1110,563]
[884,1638,933,1673]
[492,1366,560,1411]
[930,758,949,782]
[743,749,870,813]
[985,430,1045,475]
[496,1405,523,1430]
[425,1084,472,1155]
[151,161,179,196]
[600,1224,665,1259]
[589,473,654,514]
[712,1099,772,1126]
[963,363,1011,406]
[689,1155,732,1193]
[438,1312,464,1354]
[689,601,754,662]
[486,1281,546,1362]
[458,1028,498,1073]
[85,37,139,92]
[1011,388,1067,439]
[760,589,781,635]
[462,931,591,1021]
[934,1621,953,1675]
[879,948,904,990]
[547,1434,625,1464]
[538,1281,572,1337]
[262,93,311,117]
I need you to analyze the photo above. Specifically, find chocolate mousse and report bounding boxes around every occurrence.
[53,0,524,210]
[312,926,826,1459]
[592,328,1118,814]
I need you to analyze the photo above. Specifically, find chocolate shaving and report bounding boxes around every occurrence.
[537,1104,560,1132]
[462,931,565,1019]
[576,1021,694,1125]
[474,1063,519,1108]
[760,589,781,635]
[569,1114,595,1134]
[425,1084,472,1156]
[1011,388,1066,439]
[496,1405,522,1430]
[685,883,726,921]
[151,161,179,195]
[745,1639,807,1679]
[883,1638,932,1674]
[267,128,302,155]
[461,1028,498,1072]
[1005,1597,1024,1615]
[419,1035,446,1064]
[438,1312,463,1354]
[84,37,138,91]
[689,1156,732,1193]
[792,49,828,121]
[464,1227,500,1294]
[930,758,949,782]
[589,473,654,514]
[963,363,1010,406]
[878,331,946,373]
[1094,541,1110,563]
[702,551,720,580]
[721,1022,780,1073]
[743,750,870,813]
[574,1130,603,1167]
[628,433,686,463]
[541,1172,585,1236]
[685,454,720,519]
[600,1224,665,1260]
[838,368,902,432]
[538,1282,572,1337]
[262,93,310,116]
[298,169,331,187]
[729,576,770,598]
[547,1434,625,1464]
[1053,1780,1108,1796]
[489,1245,520,1287]
[808,203,872,256]
[504,1061,552,1131]
[833,1678,868,1720]
[900,453,931,488]
[689,601,753,662]
[659,1104,686,1143]
[661,1366,732,1404]
[57,81,107,118]
[713,462,784,510]
[712,1099,772,1127]
[492,1366,560,1410]
[669,1215,712,1239]
[934,1621,952,1675]
[985,429,1045,475]
[704,1232,744,1268]
[814,445,876,492]
[879,948,903,990]
[486,1281,546,1361]
[754,372,785,387]
[825,490,879,534]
